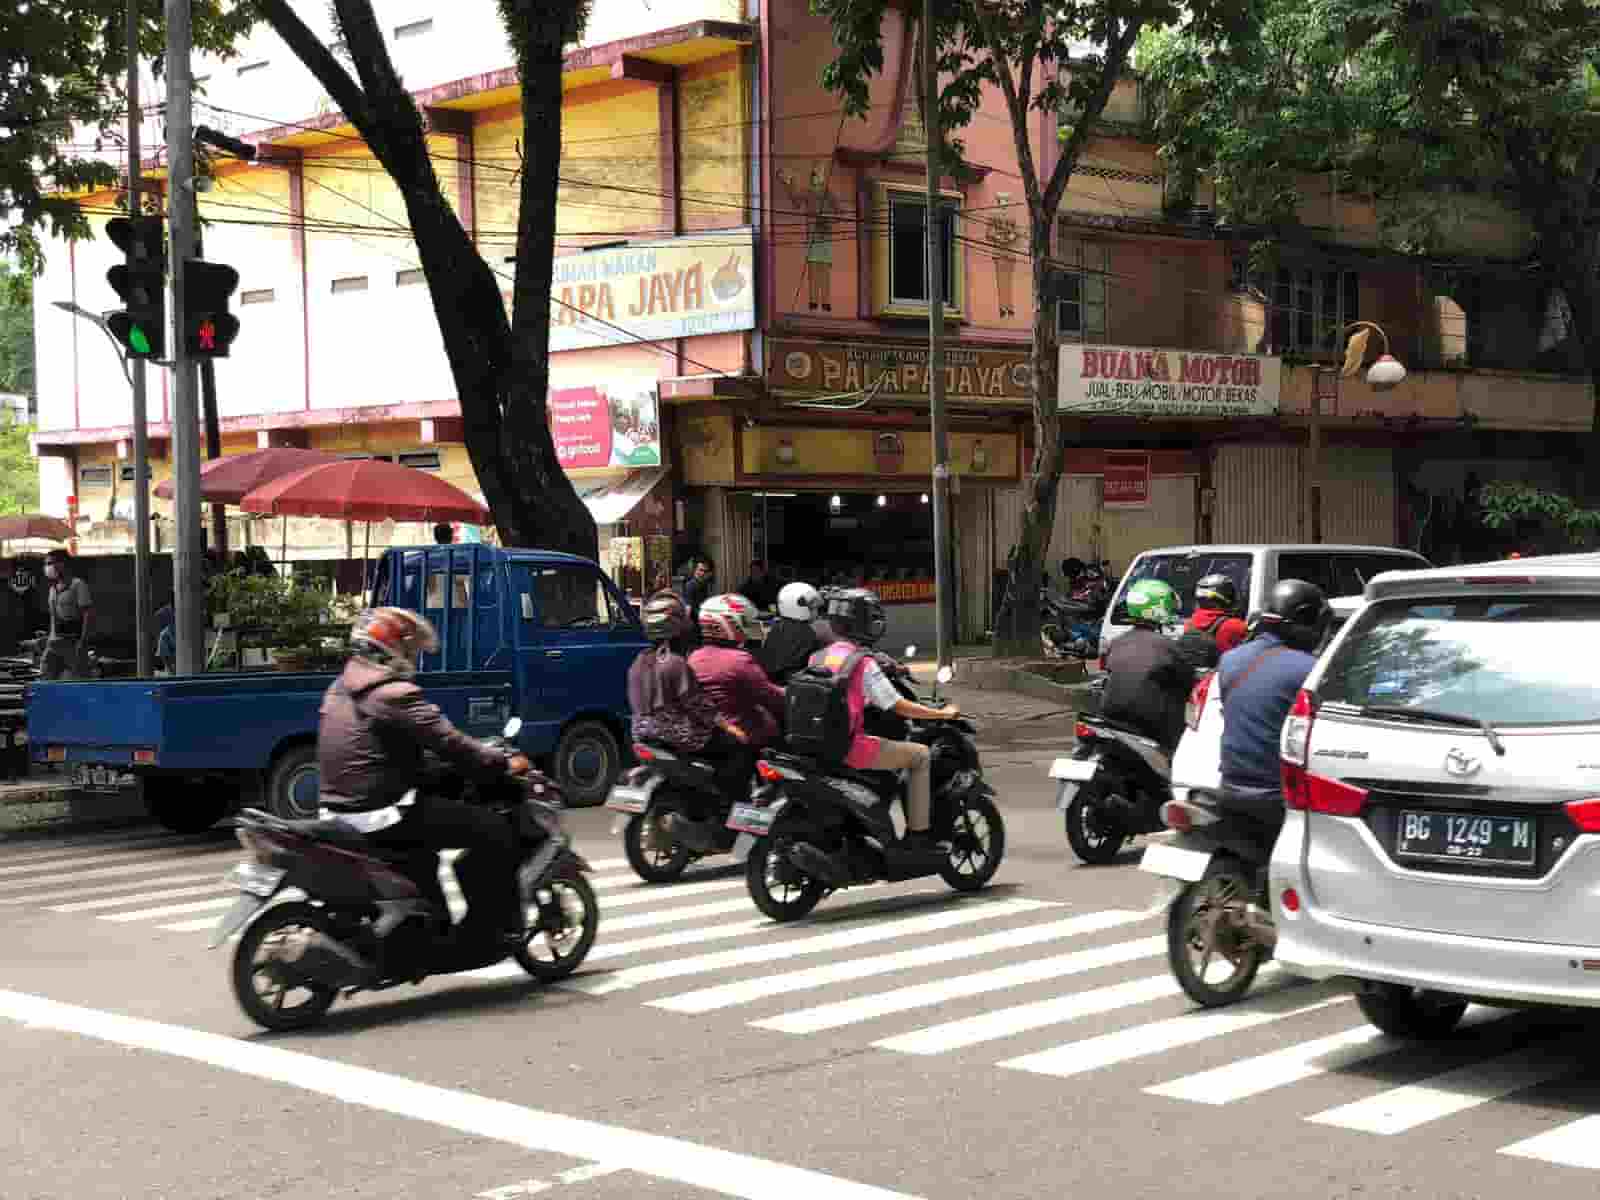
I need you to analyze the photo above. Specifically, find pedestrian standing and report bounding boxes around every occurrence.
[41,549,94,679]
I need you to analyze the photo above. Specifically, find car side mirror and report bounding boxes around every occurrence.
[503,716,523,739]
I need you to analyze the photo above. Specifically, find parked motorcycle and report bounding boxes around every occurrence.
[1139,791,1278,1007]
[213,718,599,1031]
[728,659,1003,921]
[607,742,747,882]
[1051,712,1173,864]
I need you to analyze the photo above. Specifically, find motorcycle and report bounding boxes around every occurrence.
[727,657,1004,921]
[1051,711,1173,864]
[1139,791,1278,1007]
[212,717,599,1031]
[607,741,747,882]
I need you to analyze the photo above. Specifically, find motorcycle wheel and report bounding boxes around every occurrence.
[1065,783,1127,864]
[1166,872,1264,1008]
[231,901,340,1032]
[746,835,825,922]
[939,792,1005,892]
[514,874,599,982]
[623,804,693,883]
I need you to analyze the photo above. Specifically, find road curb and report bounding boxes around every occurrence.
[0,780,145,835]
[954,657,1095,709]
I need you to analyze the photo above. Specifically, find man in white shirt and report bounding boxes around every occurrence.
[42,550,93,679]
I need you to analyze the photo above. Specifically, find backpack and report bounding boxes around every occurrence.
[784,648,869,763]
[1173,611,1227,672]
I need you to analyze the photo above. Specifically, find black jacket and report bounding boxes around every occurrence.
[758,616,821,683]
[1100,626,1195,754]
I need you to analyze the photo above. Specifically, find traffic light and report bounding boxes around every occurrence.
[105,216,167,359]
[183,260,241,358]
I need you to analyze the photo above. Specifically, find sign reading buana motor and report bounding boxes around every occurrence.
[547,228,756,352]
[1058,344,1282,418]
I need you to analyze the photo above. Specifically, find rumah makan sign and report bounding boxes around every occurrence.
[545,228,757,352]
[1059,344,1282,419]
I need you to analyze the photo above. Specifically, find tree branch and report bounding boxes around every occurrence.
[1044,15,1142,216]
[969,1,1043,217]
[251,0,373,131]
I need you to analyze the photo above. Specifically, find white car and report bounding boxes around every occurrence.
[1275,555,1600,1035]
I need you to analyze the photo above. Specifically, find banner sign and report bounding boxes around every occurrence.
[1102,451,1151,509]
[547,228,756,352]
[772,339,1033,406]
[548,384,661,469]
[1059,344,1281,418]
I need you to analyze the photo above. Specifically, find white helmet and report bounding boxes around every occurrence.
[777,581,822,621]
[698,593,766,644]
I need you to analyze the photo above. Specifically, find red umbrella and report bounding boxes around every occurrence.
[239,458,491,524]
[0,514,74,542]
[154,447,343,504]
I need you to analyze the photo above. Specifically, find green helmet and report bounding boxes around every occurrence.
[1125,578,1178,626]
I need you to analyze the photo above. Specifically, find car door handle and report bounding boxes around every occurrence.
[545,650,563,658]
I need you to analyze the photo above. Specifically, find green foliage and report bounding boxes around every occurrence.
[0,423,40,516]
[206,570,342,651]
[1478,482,1600,543]
[0,0,254,278]
[0,263,33,397]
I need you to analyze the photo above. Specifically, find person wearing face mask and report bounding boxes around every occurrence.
[41,550,94,679]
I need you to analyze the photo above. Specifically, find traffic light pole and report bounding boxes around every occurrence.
[166,0,204,674]
[125,0,153,677]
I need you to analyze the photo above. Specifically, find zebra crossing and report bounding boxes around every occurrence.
[3,824,1599,1171]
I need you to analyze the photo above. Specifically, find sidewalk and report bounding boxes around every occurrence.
[907,644,1096,713]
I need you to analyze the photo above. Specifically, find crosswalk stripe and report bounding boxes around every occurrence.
[101,895,240,922]
[599,879,746,909]
[160,914,235,933]
[0,831,192,865]
[0,870,228,906]
[655,909,1148,1016]
[589,872,662,892]
[1305,1038,1581,1135]
[873,973,1177,1056]
[0,843,226,882]
[603,896,759,934]
[999,976,1345,1078]
[1144,1007,1504,1106]
[583,858,628,873]
[756,933,1166,1035]
[564,897,1054,996]
[1502,1114,1600,1168]
[50,882,235,913]
[0,851,233,893]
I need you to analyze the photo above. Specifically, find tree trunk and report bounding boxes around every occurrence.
[259,0,595,558]
[993,221,1066,657]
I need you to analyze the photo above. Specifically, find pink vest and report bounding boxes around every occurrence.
[811,640,882,769]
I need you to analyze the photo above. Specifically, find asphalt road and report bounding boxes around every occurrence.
[4,713,1600,1200]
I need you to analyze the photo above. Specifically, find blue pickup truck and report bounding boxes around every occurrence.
[27,545,647,832]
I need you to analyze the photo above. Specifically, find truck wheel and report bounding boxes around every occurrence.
[553,721,621,807]
[144,776,230,834]
[267,744,321,821]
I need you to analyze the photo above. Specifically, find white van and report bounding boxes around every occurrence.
[1099,544,1431,659]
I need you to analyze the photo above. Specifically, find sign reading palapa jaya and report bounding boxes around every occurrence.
[772,339,1032,405]
[548,228,756,352]
[1059,344,1281,418]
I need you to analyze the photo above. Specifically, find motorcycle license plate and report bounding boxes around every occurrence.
[1139,842,1213,882]
[1049,757,1098,782]
[606,783,655,814]
[727,803,774,836]
[208,894,266,948]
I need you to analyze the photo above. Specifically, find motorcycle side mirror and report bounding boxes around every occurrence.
[502,716,523,739]
[905,644,917,659]
[937,665,955,685]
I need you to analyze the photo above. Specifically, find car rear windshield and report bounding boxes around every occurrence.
[1318,594,1600,726]
[1276,551,1430,598]
[1111,553,1252,624]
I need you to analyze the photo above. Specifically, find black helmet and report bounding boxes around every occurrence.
[642,591,692,642]
[824,587,888,646]
[1195,573,1239,613]
[1258,579,1330,652]
[1062,557,1086,581]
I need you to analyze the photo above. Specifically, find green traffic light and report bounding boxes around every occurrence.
[129,326,151,355]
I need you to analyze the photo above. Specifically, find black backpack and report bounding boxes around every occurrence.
[1173,612,1226,671]
[784,649,868,763]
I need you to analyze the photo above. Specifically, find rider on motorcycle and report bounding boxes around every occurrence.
[690,594,787,750]
[1176,572,1249,668]
[809,588,959,862]
[1100,578,1194,756]
[1217,579,1331,836]
[317,607,531,948]
[758,581,827,683]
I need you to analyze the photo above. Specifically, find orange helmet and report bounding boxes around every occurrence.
[351,607,438,676]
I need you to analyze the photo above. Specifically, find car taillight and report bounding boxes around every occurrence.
[1185,672,1215,731]
[1074,721,1095,741]
[1283,769,1369,817]
[633,744,654,761]
[1566,797,1600,832]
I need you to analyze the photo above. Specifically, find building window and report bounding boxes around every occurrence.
[395,268,425,287]
[331,275,369,294]
[870,181,964,320]
[1056,240,1109,340]
[240,288,276,305]
[237,60,269,76]
[1268,266,1360,356]
[79,466,113,488]
[396,450,441,471]
[394,18,433,38]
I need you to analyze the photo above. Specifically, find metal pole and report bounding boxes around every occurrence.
[166,0,203,673]
[125,0,153,677]
[923,0,953,671]
[1308,368,1329,544]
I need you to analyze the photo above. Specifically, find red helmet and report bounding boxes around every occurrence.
[351,607,438,676]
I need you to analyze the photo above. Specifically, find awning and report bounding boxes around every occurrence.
[576,468,666,526]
